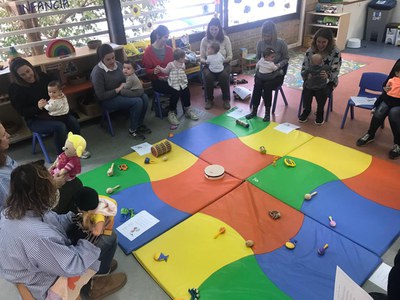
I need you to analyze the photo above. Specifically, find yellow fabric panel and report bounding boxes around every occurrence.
[122,140,198,181]
[289,137,372,179]
[240,122,313,157]
[134,213,253,300]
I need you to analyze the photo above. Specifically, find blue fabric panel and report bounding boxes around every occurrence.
[113,182,190,254]
[301,180,400,256]
[257,216,381,300]
[169,122,237,157]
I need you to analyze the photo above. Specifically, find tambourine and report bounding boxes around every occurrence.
[151,140,172,157]
[204,164,225,180]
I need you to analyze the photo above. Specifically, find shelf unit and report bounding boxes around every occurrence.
[303,11,351,51]
[0,45,124,144]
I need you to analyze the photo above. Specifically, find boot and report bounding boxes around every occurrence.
[245,106,258,119]
[89,273,127,300]
[263,107,271,122]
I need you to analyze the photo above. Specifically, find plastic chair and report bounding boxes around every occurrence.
[101,108,115,136]
[340,72,388,129]
[32,132,52,163]
[153,91,185,119]
[297,90,334,122]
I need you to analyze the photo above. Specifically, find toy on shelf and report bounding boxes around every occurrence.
[46,39,76,58]
[154,252,169,262]
[284,158,296,167]
[204,164,225,180]
[304,191,318,200]
[188,288,200,300]
[50,132,86,181]
[259,146,267,154]
[269,210,281,220]
[106,185,120,194]
[214,227,226,239]
[285,239,297,250]
[328,216,336,228]
[151,140,172,157]
[245,240,254,247]
[107,163,114,177]
[318,244,329,256]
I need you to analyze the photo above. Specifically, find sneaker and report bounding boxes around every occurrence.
[356,133,375,147]
[298,110,310,123]
[81,150,91,159]
[314,120,325,125]
[138,124,152,134]
[223,100,231,110]
[205,100,214,110]
[245,111,257,120]
[315,112,324,125]
[185,107,199,121]
[389,144,400,159]
[263,114,270,122]
[128,129,145,140]
[167,111,180,126]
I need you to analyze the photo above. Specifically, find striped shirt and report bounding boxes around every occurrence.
[0,156,17,209]
[0,210,100,299]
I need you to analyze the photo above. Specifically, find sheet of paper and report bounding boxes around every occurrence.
[351,96,377,106]
[131,142,152,156]
[226,107,248,119]
[369,263,391,292]
[116,210,160,241]
[334,266,373,300]
[274,122,299,134]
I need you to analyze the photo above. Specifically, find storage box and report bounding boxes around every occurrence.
[385,28,397,44]
[395,29,400,46]
[79,101,101,117]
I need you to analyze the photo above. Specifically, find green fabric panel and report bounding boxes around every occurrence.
[78,158,149,195]
[247,156,338,210]
[208,109,267,137]
[199,255,291,300]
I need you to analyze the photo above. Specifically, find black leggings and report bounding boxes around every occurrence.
[151,79,190,111]
[368,103,400,145]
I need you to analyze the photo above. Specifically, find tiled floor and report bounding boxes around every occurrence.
[1,41,399,299]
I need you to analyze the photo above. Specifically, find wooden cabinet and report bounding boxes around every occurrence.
[0,45,123,144]
[303,11,351,51]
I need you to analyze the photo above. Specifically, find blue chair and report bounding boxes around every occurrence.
[340,72,388,129]
[101,108,115,136]
[153,91,185,119]
[32,132,52,163]
[297,90,334,122]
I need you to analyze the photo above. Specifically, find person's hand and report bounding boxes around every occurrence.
[383,85,392,93]
[153,66,160,74]
[320,70,328,80]
[115,83,124,93]
[52,172,66,189]
[371,108,376,115]
[38,99,47,109]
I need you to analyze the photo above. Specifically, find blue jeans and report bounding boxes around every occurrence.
[96,230,118,274]
[101,94,148,131]
[27,115,80,154]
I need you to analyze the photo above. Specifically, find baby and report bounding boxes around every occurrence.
[45,80,69,120]
[374,60,400,111]
[255,48,284,81]
[302,53,330,90]
[121,60,145,98]
[67,187,117,245]
[201,42,225,75]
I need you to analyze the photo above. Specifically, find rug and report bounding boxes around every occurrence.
[243,49,367,90]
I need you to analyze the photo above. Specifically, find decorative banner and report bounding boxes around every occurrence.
[45,39,75,58]
[132,4,141,17]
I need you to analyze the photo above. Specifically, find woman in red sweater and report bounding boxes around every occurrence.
[142,25,197,126]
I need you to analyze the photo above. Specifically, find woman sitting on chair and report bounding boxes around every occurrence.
[298,28,342,125]
[356,58,400,159]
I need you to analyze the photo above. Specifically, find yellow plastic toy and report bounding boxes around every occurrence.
[284,158,296,167]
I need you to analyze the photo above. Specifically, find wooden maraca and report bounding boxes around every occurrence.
[106,185,120,194]
[304,191,318,200]
[214,227,226,239]
[318,243,329,255]
[107,163,114,177]
[328,216,336,227]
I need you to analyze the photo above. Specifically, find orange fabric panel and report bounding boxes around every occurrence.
[151,159,242,214]
[200,139,274,180]
[343,157,400,210]
[201,182,304,254]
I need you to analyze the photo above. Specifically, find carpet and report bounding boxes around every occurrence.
[243,49,367,90]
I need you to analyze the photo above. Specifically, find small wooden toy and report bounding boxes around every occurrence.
[269,210,281,220]
[162,156,168,161]
[328,216,336,227]
[188,288,200,300]
[151,140,172,157]
[259,146,267,154]
[118,163,128,171]
[284,158,296,167]
[107,163,114,176]
[144,157,155,164]
[106,185,120,194]
[154,252,169,262]
[304,191,318,200]
[272,156,279,166]
[285,239,297,250]
[236,119,250,128]
[214,227,226,239]
[245,240,254,247]
[204,164,225,180]
[318,244,329,255]
[168,133,174,138]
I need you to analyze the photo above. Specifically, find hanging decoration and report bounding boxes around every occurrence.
[258,1,264,8]
[132,4,141,17]
[269,1,275,7]
[146,21,153,31]
[244,5,251,13]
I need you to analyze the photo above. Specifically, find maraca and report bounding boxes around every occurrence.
[318,244,329,255]
[328,216,336,227]
[304,191,318,200]
[245,240,254,247]
[106,185,120,194]
[107,163,114,177]
[285,239,297,250]
[214,227,226,239]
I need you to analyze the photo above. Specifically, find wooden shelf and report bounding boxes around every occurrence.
[63,81,92,96]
